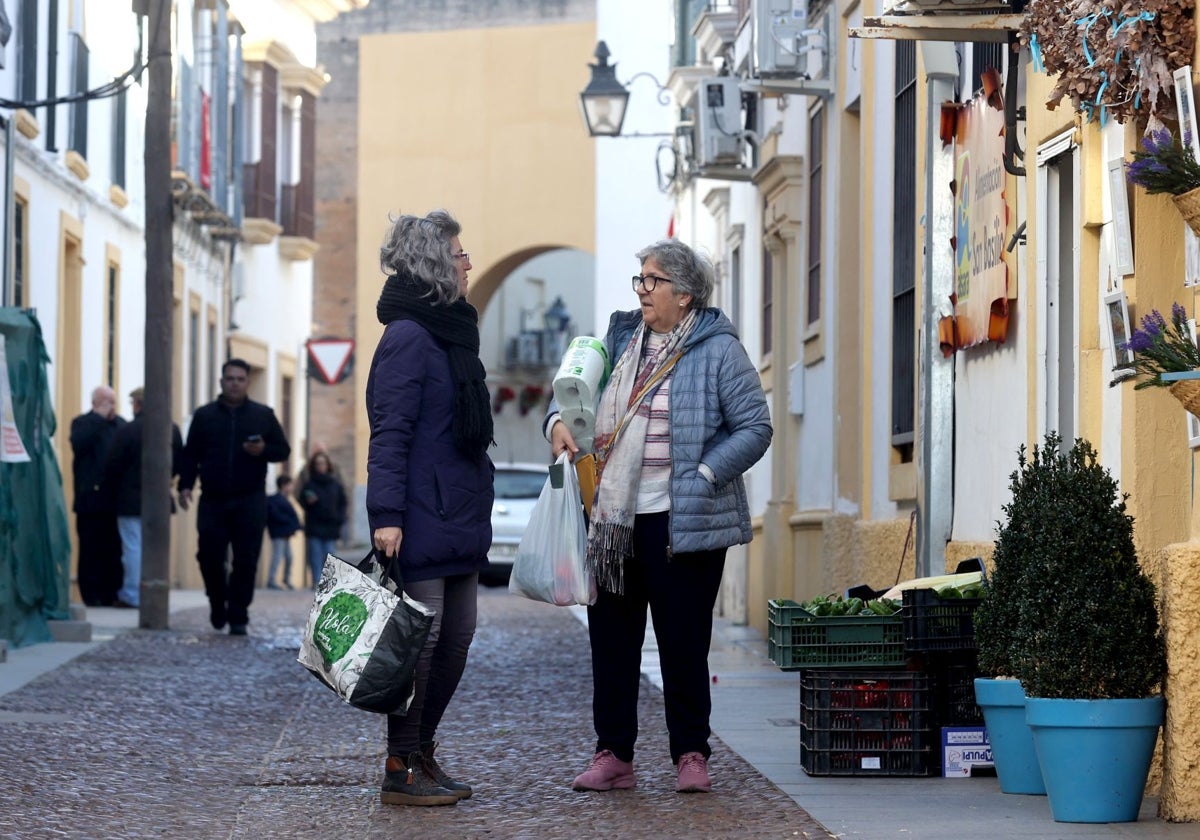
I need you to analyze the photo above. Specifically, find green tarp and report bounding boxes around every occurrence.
[0,308,71,647]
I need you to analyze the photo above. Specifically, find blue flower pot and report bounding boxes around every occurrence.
[1025,696,1164,823]
[973,678,1045,795]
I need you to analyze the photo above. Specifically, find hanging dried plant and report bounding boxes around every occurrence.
[1018,0,1195,124]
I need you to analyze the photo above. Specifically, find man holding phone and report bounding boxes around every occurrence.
[178,359,291,635]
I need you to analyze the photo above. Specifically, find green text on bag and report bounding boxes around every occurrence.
[315,591,369,666]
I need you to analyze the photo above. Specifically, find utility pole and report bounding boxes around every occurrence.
[140,0,173,629]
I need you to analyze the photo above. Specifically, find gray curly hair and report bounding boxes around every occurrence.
[379,209,462,305]
[635,239,714,309]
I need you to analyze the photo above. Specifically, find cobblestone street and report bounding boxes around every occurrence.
[0,587,832,839]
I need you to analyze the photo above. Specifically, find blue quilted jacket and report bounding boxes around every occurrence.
[595,308,772,554]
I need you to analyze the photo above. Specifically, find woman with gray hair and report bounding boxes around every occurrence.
[547,238,772,794]
[367,209,493,806]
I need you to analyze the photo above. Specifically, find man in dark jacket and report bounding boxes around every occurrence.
[100,387,184,608]
[70,385,126,607]
[177,359,291,635]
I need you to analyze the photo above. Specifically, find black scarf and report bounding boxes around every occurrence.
[377,271,494,457]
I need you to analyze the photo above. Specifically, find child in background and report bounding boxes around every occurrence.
[266,474,302,589]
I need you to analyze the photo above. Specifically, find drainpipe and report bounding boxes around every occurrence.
[916,42,959,578]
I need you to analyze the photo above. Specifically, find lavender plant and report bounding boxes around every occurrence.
[1119,303,1200,389]
[1126,127,1200,196]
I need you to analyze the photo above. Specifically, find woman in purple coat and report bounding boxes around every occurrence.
[366,209,494,807]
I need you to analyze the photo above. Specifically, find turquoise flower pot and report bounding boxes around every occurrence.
[1025,696,1164,823]
[973,678,1045,795]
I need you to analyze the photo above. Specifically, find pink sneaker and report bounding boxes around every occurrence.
[675,752,712,793]
[572,750,636,791]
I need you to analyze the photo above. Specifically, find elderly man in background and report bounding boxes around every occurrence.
[70,386,126,607]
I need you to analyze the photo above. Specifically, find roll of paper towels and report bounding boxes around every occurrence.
[553,336,609,409]
[553,337,609,453]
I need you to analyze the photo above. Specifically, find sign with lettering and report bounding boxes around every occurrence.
[951,92,1010,349]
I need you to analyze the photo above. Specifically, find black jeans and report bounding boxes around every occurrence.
[587,511,726,764]
[76,512,123,606]
[386,572,478,756]
[195,493,267,625]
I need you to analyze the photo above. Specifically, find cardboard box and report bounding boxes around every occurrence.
[942,726,993,778]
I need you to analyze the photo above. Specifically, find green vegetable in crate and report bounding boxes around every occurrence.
[866,598,900,616]
[845,597,865,616]
[959,583,983,599]
[936,585,962,599]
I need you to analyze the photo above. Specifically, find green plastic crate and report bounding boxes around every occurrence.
[768,599,906,670]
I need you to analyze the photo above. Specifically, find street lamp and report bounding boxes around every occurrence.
[579,41,672,139]
[543,296,572,333]
[579,41,629,137]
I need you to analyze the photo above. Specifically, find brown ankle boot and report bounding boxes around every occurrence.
[381,753,458,806]
[420,741,473,800]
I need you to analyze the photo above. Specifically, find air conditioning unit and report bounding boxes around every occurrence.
[694,78,743,167]
[754,0,810,78]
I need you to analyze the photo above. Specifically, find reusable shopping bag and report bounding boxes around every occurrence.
[508,454,596,606]
[298,549,434,715]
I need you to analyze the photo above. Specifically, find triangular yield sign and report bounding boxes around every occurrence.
[307,339,355,385]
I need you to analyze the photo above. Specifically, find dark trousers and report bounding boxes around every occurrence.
[196,494,267,625]
[76,512,123,606]
[387,572,478,756]
[587,511,726,765]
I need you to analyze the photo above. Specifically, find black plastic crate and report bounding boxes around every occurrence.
[768,599,906,670]
[929,652,984,726]
[901,588,982,653]
[800,670,937,777]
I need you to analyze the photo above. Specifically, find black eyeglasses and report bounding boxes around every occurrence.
[632,274,672,292]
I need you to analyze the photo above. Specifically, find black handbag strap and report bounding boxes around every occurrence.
[355,547,407,593]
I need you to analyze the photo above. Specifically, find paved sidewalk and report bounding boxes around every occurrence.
[0,588,829,840]
[3,588,1200,838]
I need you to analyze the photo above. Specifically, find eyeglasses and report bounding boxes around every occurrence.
[452,252,470,261]
[632,274,672,292]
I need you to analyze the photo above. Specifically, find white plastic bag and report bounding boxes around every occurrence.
[508,453,596,606]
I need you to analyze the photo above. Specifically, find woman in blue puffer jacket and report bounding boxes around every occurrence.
[546,239,772,795]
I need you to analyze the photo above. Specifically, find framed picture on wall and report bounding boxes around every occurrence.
[1107,158,1134,275]
[1175,66,1200,158]
[1104,289,1135,381]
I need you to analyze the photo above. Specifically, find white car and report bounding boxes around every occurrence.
[481,462,550,586]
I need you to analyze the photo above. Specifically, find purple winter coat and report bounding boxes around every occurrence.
[365,319,494,583]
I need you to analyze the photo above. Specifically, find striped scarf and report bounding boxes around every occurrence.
[587,310,696,594]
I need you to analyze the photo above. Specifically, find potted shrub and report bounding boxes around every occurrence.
[972,441,1048,795]
[1007,433,1166,823]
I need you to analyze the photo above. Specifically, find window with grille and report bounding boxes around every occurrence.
[891,40,917,458]
[189,308,200,413]
[112,89,126,188]
[106,263,118,387]
[19,0,37,103]
[970,42,1004,99]
[12,198,25,307]
[807,107,824,326]
[762,242,773,357]
[69,32,88,157]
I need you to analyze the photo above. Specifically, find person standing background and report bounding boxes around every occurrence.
[70,386,126,607]
[298,451,347,587]
[367,209,492,807]
[265,475,302,590]
[177,359,290,636]
[100,387,184,608]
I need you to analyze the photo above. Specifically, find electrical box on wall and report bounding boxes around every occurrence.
[694,77,743,167]
[755,0,810,77]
